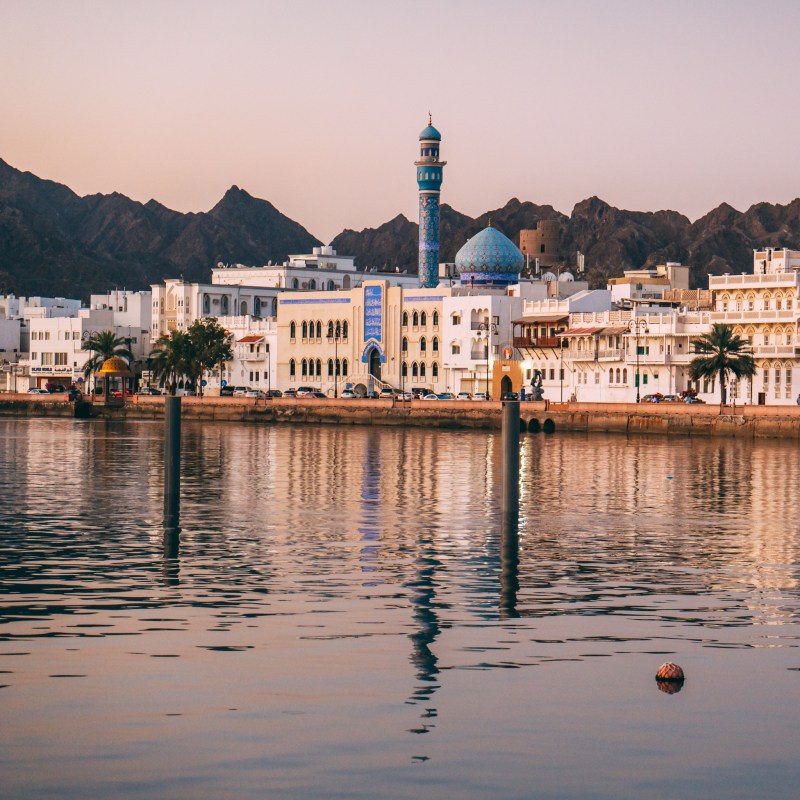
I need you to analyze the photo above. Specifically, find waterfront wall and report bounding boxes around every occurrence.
[3,393,800,439]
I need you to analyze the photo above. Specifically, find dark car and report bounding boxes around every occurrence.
[309,391,327,399]
[365,391,380,399]
[265,389,282,398]
[502,391,519,401]
[220,385,234,396]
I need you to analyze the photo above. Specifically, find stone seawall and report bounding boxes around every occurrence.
[2,394,800,439]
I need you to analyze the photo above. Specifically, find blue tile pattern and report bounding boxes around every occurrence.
[455,226,523,286]
[418,194,440,289]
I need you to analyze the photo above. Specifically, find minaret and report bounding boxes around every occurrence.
[415,115,446,288]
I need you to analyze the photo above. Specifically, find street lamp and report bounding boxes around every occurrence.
[477,321,498,399]
[327,321,341,398]
[628,318,649,403]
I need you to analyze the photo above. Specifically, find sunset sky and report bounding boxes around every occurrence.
[2,0,799,243]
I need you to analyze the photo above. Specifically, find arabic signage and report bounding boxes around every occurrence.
[363,285,383,344]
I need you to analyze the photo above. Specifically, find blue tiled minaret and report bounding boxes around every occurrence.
[415,115,446,288]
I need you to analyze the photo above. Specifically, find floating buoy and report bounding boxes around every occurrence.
[656,662,684,682]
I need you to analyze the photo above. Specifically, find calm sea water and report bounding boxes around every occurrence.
[1,418,799,799]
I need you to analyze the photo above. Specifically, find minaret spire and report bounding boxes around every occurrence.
[415,117,446,289]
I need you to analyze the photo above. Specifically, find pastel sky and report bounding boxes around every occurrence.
[2,0,799,243]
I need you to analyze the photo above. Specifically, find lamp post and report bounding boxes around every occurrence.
[559,336,564,402]
[478,321,498,399]
[628,318,649,403]
[328,322,341,398]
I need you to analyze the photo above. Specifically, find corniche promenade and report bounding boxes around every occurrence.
[2,394,800,439]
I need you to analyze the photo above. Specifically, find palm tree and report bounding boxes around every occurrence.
[150,332,192,396]
[689,323,755,405]
[82,330,134,393]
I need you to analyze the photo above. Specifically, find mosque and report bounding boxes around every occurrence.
[272,118,583,398]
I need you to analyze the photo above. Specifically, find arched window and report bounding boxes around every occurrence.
[309,279,316,290]
[608,369,613,383]
[432,336,439,352]
[335,358,341,376]
[289,359,296,377]
[240,301,248,316]
[420,311,427,326]
[420,362,426,377]
[402,336,408,352]
[327,280,336,290]
[316,321,322,339]
[433,311,439,326]
[301,359,308,377]
[412,362,419,378]
[327,321,334,338]
[315,359,322,376]
[335,320,341,338]
[402,361,408,377]
[342,359,348,376]
[327,359,334,377]
[622,368,627,383]
[412,311,419,326]
[254,297,261,316]
[420,336,427,352]
[302,321,308,339]
[271,297,278,315]
[432,362,439,378]
[292,278,299,289]
[616,368,621,383]
[202,295,210,314]
[290,321,296,339]
[342,320,348,338]
[221,295,229,314]
[402,311,409,327]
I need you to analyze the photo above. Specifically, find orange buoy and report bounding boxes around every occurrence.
[656,662,685,682]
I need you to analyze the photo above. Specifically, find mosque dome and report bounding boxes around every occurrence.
[419,123,441,141]
[542,271,557,283]
[558,271,575,282]
[455,224,524,286]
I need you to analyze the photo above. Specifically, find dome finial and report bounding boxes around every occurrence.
[428,110,432,126]
[487,217,493,228]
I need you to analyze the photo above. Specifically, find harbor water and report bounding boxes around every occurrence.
[1,418,799,799]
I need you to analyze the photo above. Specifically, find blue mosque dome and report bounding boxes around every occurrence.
[419,123,441,141]
[455,224,524,286]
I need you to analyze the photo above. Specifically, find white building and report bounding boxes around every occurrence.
[607,262,690,307]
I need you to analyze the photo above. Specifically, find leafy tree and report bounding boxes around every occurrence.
[689,323,755,405]
[82,330,133,391]
[186,318,233,397]
[150,331,192,396]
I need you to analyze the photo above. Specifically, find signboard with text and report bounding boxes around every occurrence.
[363,285,383,344]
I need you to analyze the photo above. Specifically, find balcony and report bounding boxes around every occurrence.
[710,309,796,322]
[595,348,624,361]
[512,336,560,348]
[753,344,796,357]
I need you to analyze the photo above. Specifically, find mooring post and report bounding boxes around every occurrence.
[501,399,520,519]
[164,395,181,520]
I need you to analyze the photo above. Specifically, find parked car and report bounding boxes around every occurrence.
[436,392,455,400]
[379,388,395,398]
[265,389,282,398]
[685,396,706,404]
[137,387,163,396]
[245,389,265,398]
[233,386,248,396]
[341,390,356,399]
[27,387,50,394]
[219,385,235,396]
[473,392,488,401]
[45,383,67,393]
[457,392,472,401]
[296,386,315,398]
[283,388,297,398]
[398,391,413,401]
[641,394,662,403]
[411,388,428,399]
[661,394,682,403]
[309,391,327,399]
[422,393,439,400]
[503,391,519,401]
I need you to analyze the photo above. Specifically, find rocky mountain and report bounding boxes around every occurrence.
[0,159,321,297]
[2,156,800,296]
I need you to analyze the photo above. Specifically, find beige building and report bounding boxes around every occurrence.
[519,221,561,270]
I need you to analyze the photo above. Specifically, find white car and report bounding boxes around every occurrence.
[422,393,439,400]
[245,389,265,398]
[473,392,488,401]
[296,386,315,398]
[233,387,248,396]
[457,392,472,401]
[27,387,50,394]
[340,390,356,399]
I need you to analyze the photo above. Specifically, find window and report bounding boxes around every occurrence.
[221,296,229,314]
[432,337,439,352]
[315,359,321,376]
[327,321,334,338]
[309,279,316,290]
[302,321,308,339]
[290,321,296,339]
[328,280,336,291]
[432,362,439,378]
[402,337,408,352]
[420,337,427,352]
[402,361,408,377]
[55,353,68,365]
[292,278,300,289]
[302,359,308,377]
[203,295,210,314]
[549,368,555,381]
[342,321,348,339]
[433,311,439,326]
[290,359,296,377]
[316,321,322,339]
[41,352,53,365]
[402,311,409,327]
[623,368,628,383]
[420,311,427,326]
[328,359,334,377]
[342,359,348,376]
[412,362,418,378]
[451,343,460,355]
[254,297,261,316]
[412,311,419,326]
[451,313,461,325]
[420,362,426,377]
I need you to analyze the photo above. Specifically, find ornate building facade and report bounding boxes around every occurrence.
[415,116,446,289]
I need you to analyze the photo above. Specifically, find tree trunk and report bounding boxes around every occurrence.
[720,369,727,405]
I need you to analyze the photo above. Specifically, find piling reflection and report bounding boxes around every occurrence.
[499,511,520,618]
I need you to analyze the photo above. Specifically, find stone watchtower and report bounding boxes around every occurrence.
[415,115,446,288]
